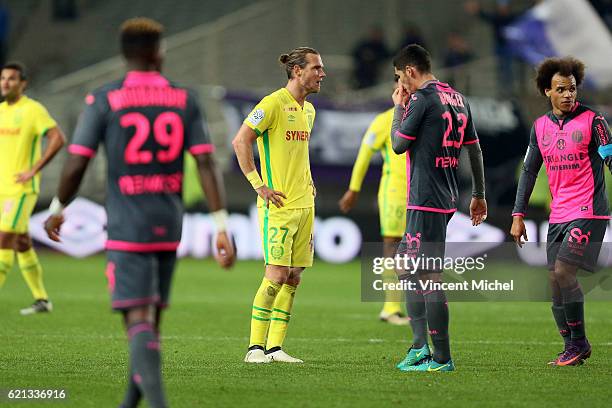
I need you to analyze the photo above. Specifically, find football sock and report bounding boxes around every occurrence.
[0,249,14,288]
[266,283,296,350]
[382,266,402,314]
[551,304,570,346]
[424,289,451,363]
[402,275,428,348]
[119,365,142,408]
[560,280,585,340]
[249,277,281,349]
[17,248,48,300]
[382,301,402,315]
[127,321,167,408]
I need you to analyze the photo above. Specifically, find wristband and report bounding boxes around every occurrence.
[211,209,229,232]
[246,170,264,190]
[49,197,65,216]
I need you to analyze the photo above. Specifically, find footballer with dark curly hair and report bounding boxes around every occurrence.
[511,56,612,366]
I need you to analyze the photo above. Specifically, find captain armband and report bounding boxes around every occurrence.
[597,144,612,160]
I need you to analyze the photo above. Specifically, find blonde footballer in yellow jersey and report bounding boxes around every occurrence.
[233,47,325,363]
[339,77,410,326]
[0,62,66,314]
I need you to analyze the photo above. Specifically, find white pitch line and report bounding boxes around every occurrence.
[1,333,612,347]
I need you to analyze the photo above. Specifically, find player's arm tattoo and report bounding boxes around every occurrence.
[464,142,485,199]
[56,155,91,205]
[391,105,413,154]
[512,127,542,216]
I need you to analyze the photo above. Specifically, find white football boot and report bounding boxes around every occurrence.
[266,349,304,363]
[244,348,271,363]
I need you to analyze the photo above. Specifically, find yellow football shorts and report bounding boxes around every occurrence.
[258,206,314,267]
[378,193,406,238]
[0,194,38,234]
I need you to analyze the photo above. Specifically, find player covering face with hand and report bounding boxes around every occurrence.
[390,44,487,373]
[232,47,325,364]
[44,18,235,408]
[511,57,612,366]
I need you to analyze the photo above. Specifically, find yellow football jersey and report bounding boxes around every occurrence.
[244,88,315,210]
[349,107,406,199]
[0,96,57,195]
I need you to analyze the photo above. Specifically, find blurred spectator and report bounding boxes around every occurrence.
[351,25,390,89]
[0,2,8,67]
[443,32,474,68]
[442,32,474,89]
[464,0,521,91]
[396,22,427,52]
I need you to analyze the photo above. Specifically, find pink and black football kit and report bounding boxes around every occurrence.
[69,71,214,309]
[391,80,484,268]
[513,103,612,271]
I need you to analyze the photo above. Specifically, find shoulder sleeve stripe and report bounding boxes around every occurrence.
[68,144,96,158]
[463,139,479,145]
[189,143,215,155]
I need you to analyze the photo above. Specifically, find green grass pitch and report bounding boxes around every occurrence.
[1,253,611,407]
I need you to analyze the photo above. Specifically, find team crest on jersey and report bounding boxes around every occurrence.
[270,245,284,260]
[288,114,295,122]
[247,108,265,126]
[556,139,566,150]
[571,130,583,144]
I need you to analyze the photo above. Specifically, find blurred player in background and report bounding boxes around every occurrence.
[233,47,325,364]
[0,62,66,315]
[511,57,612,366]
[391,45,487,372]
[339,75,410,326]
[44,18,235,408]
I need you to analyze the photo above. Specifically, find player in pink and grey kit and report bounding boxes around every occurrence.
[44,18,235,407]
[511,57,612,366]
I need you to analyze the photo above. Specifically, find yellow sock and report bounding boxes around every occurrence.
[382,301,402,315]
[18,248,48,300]
[0,249,15,289]
[249,277,282,348]
[266,284,296,350]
